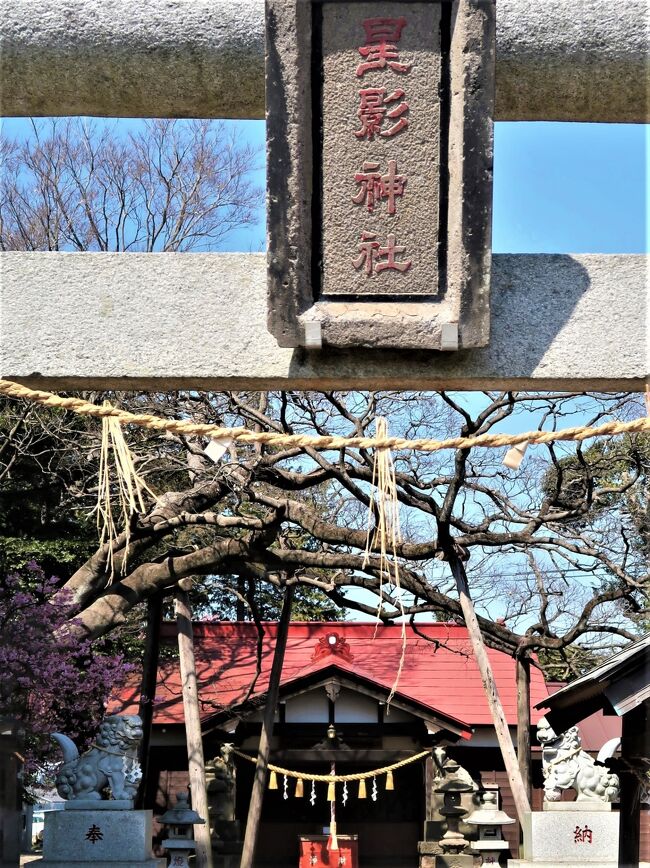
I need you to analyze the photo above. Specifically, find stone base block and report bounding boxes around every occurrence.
[43,808,157,863]
[418,841,474,868]
[522,810,618,863]
[543,800,612,811]
[64,799,134,810]
[509,862,616,868]
[29,861,165,867]
[511,863,650,868]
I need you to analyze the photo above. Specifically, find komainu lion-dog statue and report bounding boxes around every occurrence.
[537,716,620,802]
[52,714,143,802]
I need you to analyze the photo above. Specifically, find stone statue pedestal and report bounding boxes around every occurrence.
[507,806,619,868]
[29,807,165,867]
[418,841,474,868]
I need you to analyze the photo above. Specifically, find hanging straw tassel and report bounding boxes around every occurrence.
[358,779,367,799]
[362,417,408,708]
[327,780,336,802]
[328,820,339,852]
[385,770,394,791]
[268,770,278,790]
[295,778,304,798]
[96,405,157,578]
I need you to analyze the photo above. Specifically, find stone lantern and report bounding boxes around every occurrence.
[158,791,205,868]
[466,790,515,867]
[434,754,475,867]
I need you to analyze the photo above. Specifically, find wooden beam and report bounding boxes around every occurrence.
[617,701,647,868]
[240,587,294,868]
[136,592,162,810]
[516,655,532,804]
[440,528,531,823]
[266,749,418,763]
[175,581,214,868]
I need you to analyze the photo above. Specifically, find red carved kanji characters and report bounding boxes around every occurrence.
[355,88,409,140]
[362,17,407,44]
[347,16,415,279]
[573,826,593,844]
[356,17,412,77]
[352,159,405,214]
[352,231,411,276]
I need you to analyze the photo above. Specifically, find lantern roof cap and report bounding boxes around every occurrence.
[466,791,515,826]
[158,792,205,826]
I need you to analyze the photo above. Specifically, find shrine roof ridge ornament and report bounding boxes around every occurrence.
[312,632,354,662]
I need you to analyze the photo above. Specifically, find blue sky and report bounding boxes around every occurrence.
[1,118,647,254]
[1,116,645,625]
[179,120,650,254]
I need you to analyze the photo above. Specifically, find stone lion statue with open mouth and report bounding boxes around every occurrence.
[53,714,143,802]
[537,715,619,803]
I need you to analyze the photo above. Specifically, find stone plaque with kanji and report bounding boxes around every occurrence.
[321,3,440,297]
[267,0,495,349]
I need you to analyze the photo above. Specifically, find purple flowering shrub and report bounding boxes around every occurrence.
[0,563,135,793]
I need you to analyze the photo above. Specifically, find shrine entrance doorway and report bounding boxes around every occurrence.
[235,755,424,867]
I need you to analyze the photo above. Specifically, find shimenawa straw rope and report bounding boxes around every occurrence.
[230,747,430,782]
[1,379,648,454]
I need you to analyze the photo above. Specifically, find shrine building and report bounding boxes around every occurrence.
[115,621,640,866]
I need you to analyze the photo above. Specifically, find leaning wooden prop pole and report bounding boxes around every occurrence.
[439,524,532,823]
[176,579,214,868]
[240,586,295,868]
[136,592,163,809]
[516,653,532,803]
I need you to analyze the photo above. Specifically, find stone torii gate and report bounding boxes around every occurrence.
[0,1,647,866]
[0,0,647,392]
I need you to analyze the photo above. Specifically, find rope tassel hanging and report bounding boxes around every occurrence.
[385,770,394,791]
[295,778,304,798]
[230,746,429,785]
[268,770,278,790]
[96,406,156,577]
[363,417,407,707]
[327,779,336,802]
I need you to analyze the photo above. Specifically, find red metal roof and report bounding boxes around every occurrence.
[113,622,549,727]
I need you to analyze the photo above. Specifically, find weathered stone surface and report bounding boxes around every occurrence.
[267,0,494,348]
[30,861,164,867]
[544,801,612,812]
[321,2,441,298]
[537,717,619,804]
[43,808,156,862]
[1,0,646,122]
[53,715,143,804]
[418,842,474,868]
[495,0,650,123]
[522,810,619,863]
[509,862,618,868]
[0,252,646,391]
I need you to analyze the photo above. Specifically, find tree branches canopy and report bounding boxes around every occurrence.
[0,120,646,682]
[0,118,261,252]
[1,390,647,679]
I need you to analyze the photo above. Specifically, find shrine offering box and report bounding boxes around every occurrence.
[299,834,359,868]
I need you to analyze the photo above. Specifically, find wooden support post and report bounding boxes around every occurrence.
[618,701,647,868]
[240,586,294,868]
[516,654,532,804]
[175,580,214,868]
[136,592,162,809]
[440,528,531,823]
